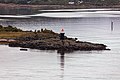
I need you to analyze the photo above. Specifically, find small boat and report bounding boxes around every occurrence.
[20,48,28,51]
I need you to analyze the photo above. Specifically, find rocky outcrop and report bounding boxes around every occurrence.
[9,38,108,51]
[8,29,109,52]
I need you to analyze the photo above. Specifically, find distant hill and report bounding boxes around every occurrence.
[0,0,119,5]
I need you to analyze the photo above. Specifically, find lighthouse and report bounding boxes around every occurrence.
[60,28,65,40]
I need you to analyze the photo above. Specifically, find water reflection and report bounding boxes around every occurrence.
[58,50,65,80]
[59,51,65,70]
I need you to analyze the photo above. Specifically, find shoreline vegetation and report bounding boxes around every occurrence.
[0,25,110,52]
[0,3,120,10]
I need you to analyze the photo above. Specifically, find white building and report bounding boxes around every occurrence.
[68,0,75,4]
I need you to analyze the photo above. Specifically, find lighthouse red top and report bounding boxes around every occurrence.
[61,28,64,33]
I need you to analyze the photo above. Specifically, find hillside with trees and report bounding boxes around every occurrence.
[0,0,119,5]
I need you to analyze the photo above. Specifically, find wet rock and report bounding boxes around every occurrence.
[9,38,108,51]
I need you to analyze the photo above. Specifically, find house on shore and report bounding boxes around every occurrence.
[68,0,84,5]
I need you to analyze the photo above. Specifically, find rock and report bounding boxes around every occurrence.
[9,38,109,52]
[8,30,110,52]
[20,48,28,51]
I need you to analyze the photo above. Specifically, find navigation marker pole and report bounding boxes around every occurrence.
[111,21,114,31]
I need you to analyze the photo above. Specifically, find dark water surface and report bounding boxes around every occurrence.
[0,9,120,80]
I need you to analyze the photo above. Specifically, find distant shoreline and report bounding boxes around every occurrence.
[0,3,120,10]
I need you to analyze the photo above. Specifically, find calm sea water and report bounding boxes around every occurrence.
[0,9,120,80]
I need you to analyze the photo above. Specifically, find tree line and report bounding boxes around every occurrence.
[0,0,69,4]
[0,0,119,5]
